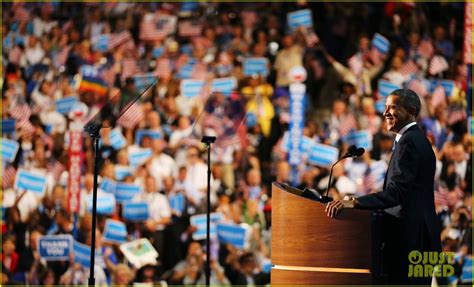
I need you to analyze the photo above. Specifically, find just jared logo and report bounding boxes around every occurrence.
[408,250,455,278]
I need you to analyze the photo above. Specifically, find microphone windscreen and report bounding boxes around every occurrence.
[348,145,357,155]
[355,148,365,157]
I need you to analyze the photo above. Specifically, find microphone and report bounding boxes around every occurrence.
[323,146,365,200]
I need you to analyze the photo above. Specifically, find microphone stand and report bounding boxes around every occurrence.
[201,135,216,287]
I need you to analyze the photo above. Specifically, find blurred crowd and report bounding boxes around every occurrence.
[1,2,472,286]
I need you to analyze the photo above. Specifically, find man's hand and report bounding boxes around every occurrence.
[325,199,356,218]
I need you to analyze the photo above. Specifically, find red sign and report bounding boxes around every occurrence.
[67,131,83,213]
[464,1,472,64]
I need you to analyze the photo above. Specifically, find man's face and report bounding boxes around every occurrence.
[383,95,412,133]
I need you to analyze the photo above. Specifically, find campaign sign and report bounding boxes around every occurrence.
[169,192,185,214]
[128,148,153,167]
[190,212,223,240]
[308,143,339,167]
[438,79,456,97]
[180,79,205,98]
[115,166,133,181]
[288,83,306,165]
[461,256,473,283]
[92,34,110,52]
[372,33,390,54]
[345,130,373,151]
[378,80,401,98]
[99,177,116,194]
[103,219,128,244]
[122,202,149,221]
[55,96,78,114]
[73,241,91,268]
[217,223,248,249]
[2,119,16,134]
[87,193,115,215]
[38,235,73,261]
[115,183,142,203]
[133,73,156,92]
[243,57,269,77]
[109,129,127,150]
[211,77,237,95]
[375,100,386,114]
[2,138,19,163]
[134,130,162,145]
[178,63,194,79]
[287,9,313,31]
[14,169,47,194]
[152,47,164,58]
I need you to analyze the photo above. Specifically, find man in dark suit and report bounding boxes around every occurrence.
[326,89,442,284]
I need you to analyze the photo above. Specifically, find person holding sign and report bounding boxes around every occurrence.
[326,89,442,285]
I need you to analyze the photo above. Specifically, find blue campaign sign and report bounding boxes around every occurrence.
[110,129,126,150]
[217,223,248,249]
[243,57,269,77]
[211,77,237,95]
[93,34,110,52]
[115,166,133,181]
[122,202,149,221]
[300,136,315,156]
[87,193,116,215]
[2,119,16,134]
[169,193,185,213]
[438,79,456,97]
[38,234,73,261]
[180,44,193,56]
[308,143,339,167]
[134,130,162,145]
[14,169,47,194]
[103,219,128,244]
[345,130,373,151]
[115,183,142,203]
[378,80,401,98]
[152,46,164,58]
[375,100,386,114]
[80,65,100,78]
[190,212,223,240]
[99,177,116,194]
[2,138,19,163]
[55,96,78,114]
[128,148,153,167]
[287,9,313,31]
[180,79,205,98]
[133,73,156,92]
[461,256,473,283]
[73,241,91,268]
[288,83,306,166]
[372,33,390,54]
[177,63,194,79]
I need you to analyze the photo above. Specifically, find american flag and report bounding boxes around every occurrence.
[116,103,144,129]
[204,114,225,135]
[431,85,446,108]
[54,45,72,67]
[434,186,449,207]
[47,161,66,181]
[140,14,176,41]
[122,58,141,80]
[399,59,418,76]
[155,58,172,79]
[418,39,434,59]
[446,107,467,126]
[408,79,428,97]
[109,31,132,50]
[2,165,16,190]
[338,113,357,137]
[9,104,31,120]
[178,20,203,37]
[457,65,468,80]
[18,119,36,136]
[348,54,363,75]
[429,55,449,75]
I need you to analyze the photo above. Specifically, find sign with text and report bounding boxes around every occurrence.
[38,235,73,261]
[190,212,223,240]
[308,143,339,167]
[216,223,248,249]
[87,193,116,215]
[103,219,128,244]
[345,130,373,151]
[115,182,142,203]
[287,9,313,31]
[128,148,153,167]
[122,202,149,221]
[14,169,47,194]
[56,96,78,114]
[68,130,83,213]
[73,241,91,268]
[2,138,19,163]
[243,57,269,77]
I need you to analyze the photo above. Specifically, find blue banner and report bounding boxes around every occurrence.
[115,166,133,181]
[128,148,153,167]
[217,223,248,249]
[461,257,473,283]
[243,58,269,77]
[372,33,390,54]
[55,96,78,114]
[38,235,73,261]
[169,193,185,214]
[80,65,100,78]
[211,77,237,95]
[115,183,142,203]
[93,34,109,52]
[122,202,149,221]
[99,177,116,194]
[2,119,16,134]
[87,193,115,215]
[308,143,339,167]
[288,83,306,166]
[103,219,128,244]
[110,129,126,150]
[190,213,223,240]
[378,80,401,98]
[180,79,205,98]
[73,241,91,268]
[2,138,19,163]
[14,169,47,194]
[287,9,313,31]
[345,130,373,151]
[134,130,162,145]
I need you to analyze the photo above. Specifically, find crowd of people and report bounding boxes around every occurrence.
[2,2,472,286]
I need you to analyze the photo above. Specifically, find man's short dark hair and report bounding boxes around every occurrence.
[390,89,421,117]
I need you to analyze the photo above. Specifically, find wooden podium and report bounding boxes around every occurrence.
[271,182,373,284]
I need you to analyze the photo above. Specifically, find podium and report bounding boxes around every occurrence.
[271,182,373,284]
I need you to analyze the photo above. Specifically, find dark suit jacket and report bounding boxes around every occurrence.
[356,125,441,262]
